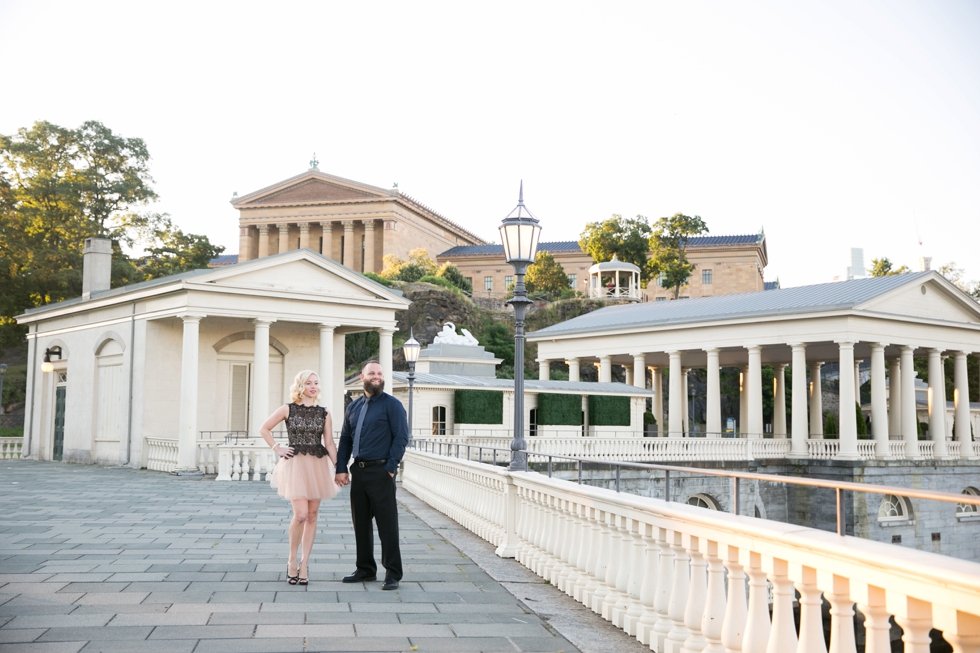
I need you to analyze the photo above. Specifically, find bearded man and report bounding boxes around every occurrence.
[334,361,409,590]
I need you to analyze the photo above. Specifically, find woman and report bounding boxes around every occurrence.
[260,370,339,586]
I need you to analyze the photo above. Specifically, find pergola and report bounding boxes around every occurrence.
[588,255,641,301]
[530,272,980,460]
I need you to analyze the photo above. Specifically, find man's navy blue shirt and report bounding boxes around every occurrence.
[337,392,409,476]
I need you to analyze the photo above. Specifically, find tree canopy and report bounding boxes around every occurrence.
[647,213,709,299]
[0,120,224,349]
[525,250,570,298]
[579,214,652,283]
[867,257,910,277]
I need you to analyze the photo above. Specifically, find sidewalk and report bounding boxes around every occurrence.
[0,461,643,653]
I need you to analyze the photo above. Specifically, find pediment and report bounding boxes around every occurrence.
[859,277,980,324]
[234,172,390,208]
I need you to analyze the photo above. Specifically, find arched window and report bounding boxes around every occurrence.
[878,494,914,523]
[687,494,721,511]
[431,406,447,436]
[957,487,980,518]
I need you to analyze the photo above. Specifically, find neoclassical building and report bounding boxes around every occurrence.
[232,167,486,273]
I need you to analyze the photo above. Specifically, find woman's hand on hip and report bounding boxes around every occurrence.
[274,444,295,459]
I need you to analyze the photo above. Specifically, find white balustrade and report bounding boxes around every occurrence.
[0,437,23,459]
[145,438,179,472]
[403,449,980,653]
[197,439,223,474]
[215,441,278,482]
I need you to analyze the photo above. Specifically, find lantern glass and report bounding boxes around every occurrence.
[499,220,542,265]
[403,334,421,364]
[41,361,54,374]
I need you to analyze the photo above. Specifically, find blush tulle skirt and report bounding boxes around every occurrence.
[269,454,340,501]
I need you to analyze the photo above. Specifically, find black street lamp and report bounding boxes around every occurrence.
[499,182,541,472]
[403,328,421,445]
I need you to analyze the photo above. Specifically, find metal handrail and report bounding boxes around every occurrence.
[409,438,980,536]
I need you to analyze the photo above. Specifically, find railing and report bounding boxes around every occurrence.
[215,441,279,481]
[589,286,642,301]
[145,438,178,473]
[0,437,23,459]
[402,446,980,653]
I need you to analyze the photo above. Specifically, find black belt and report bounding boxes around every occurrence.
[355,459,387,468]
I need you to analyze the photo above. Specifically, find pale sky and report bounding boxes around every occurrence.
[2,1,978,289]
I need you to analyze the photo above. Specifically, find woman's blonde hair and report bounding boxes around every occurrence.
[289,370,321,404]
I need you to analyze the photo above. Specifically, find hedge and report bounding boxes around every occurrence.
[537,394,582,426]
[588,395,631,427]
[454,390,503,424]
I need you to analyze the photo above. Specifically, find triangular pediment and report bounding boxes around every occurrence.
[858,274,980,324]
[232,171,391,208]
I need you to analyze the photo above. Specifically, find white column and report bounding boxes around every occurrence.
[624,366,633,386]
[705,349,721,438]
[342,220,355,268]
[298,222,310,250]
[599,356,612,383]
[276,223,289,254]
[257,224,270,258]
[333,330,346,431]
[319,221,333,258]
[362,219,376,273]
[651,366,664,435]
[379,328,394,394]
[738,365,749,436]
[632,354,646,389]
[928,348,949,459]
[773,363,787,438]
[682,368,690,436]
[837,341,860,460]
[251,319,273,436]
[176,315,203,471]
[790,344,809,458]
[668,351,683,438]
[888,357,901,437]
[567,358,580,382]
[809,362,824,437]
[870,344,889,459]
[901,346,920,459]
[855,359,863,408]
[539,360,550,381]
[747,346,762,439]
[318,325,336,419]
[954,352,975,459]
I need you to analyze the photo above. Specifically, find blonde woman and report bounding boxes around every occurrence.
[260,370,339,586]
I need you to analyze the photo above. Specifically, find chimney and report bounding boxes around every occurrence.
[918,256,932,272]
[82,237,113,300]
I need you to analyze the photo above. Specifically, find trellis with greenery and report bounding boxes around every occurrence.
[454,390,503,424]
[588,394,631,426]
[536,394,583,426]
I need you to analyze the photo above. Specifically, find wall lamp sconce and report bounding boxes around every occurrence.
[41,346,62,374]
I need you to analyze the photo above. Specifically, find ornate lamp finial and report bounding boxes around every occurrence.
[310,152,319,170]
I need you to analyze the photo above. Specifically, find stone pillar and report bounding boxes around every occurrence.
[790,344,809,457]
[568,358,580,382]
[809,362,824,437]
[928,349,949,459]
[773,363,787,438]
[319,221,333,258]
[668,352,682,438]
[362,220,376,274]
[251,320,273,436]
[342,221,355,268]
[333,330,346,434]
[651,366,663,434]
[837,341,860,460]
[681,368,690,436]
[624,366,633,386]
[739,365,749,436]
[632,354,646,389]
[954,352,975,459]
[599,356,612,383]
[176,315,203,471]
[319,325,336,419]
[900,346,920,459]
[276,223,289,254]
[298,222,310,250]
[539,360,550,381]
[870,344,889,459]
[888,358,901,437]
[238,226,252,263]
[855,359,863,409]
[705,349,721,438]
[257,224,270,258]
[379,329,394,395]
[747,346,763,439]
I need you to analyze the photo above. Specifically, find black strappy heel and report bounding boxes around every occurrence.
[286,563,299,585]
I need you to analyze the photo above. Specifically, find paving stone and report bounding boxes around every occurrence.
[206,611,304,625]
[304,637,411,652]
[37,626,153,641]
[0,628,46,643]
[191,639,306,653]
[404,637,518,652]
[0,643,86,653]
[5,614,112,629]
[78,641,196,653]
[148,625,250,639]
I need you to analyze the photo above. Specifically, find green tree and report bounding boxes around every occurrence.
[525,251,570,298]
[647,213,709,299]
[579,214,652,283]
[435,262,472,293]
[868,257,910,277]
[136,215,225,279]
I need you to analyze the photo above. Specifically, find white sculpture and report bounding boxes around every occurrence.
[433,322,479,346]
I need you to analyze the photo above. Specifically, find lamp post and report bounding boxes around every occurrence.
[403,328,421,445]
[41,347,62,374]
[499,181,541,472]
[0,364,7,414]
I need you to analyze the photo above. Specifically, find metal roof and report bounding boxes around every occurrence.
[438,234,763,259]
[383,372,655,395]
[530,272,936,337]
[686,234,761,247]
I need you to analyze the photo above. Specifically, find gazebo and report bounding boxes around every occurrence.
[588,255,641,301]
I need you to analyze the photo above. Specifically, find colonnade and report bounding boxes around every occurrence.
[240,218,381,273]
[537,343,976,461]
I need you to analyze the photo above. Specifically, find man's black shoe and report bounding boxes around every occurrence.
[382,578,399,591]
[342,571,377,583]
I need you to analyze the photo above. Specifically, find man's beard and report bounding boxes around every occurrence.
[363,379,384,396]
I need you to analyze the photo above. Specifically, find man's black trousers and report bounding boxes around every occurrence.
[349,464,402,581]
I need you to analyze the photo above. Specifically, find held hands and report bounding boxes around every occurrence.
[335,473,350,487]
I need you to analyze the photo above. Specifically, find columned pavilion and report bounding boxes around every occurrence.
[530,272,980,461]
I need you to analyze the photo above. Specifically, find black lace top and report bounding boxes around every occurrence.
[285,403,328,458]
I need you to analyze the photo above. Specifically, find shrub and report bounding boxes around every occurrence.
[588,395,631,427]
[454,390,503,424]
[855,402,868,437]
[417,275,454,289]
[537,394,582,426]
[824,412,838,438]
[436,262,472,293]
[396,263,427,282]
[643,411,657,425]
[0,427,23,438]
[362,272,392,287]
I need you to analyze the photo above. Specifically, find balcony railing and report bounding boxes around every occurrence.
[0,436,24,459]
[589,285,642,301]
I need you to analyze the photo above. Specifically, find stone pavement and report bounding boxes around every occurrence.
[0,461,645,653]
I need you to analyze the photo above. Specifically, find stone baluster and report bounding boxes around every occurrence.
[541,496,560,582]
[636,523,661,645]
[623,519,646,636]
[611,516,634,627]
[666,530,692,652]
[893,597,934,653]
[560,501,581,594]
[701,541,726,653]
[795,566,827,653]
[765,558,797,653]
[854,584,891,653]
[515,491,532,565]
[742,552,771,652]
[653,527,676,653]
[231,450,242,481]
[602,513,625,621]
[575,505,597,603]
[721,546,747,653]
[590,511,613,614]
[825,574,857,653]
[682,535,708,652]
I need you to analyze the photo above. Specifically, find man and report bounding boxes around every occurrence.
[335,361,408,590]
